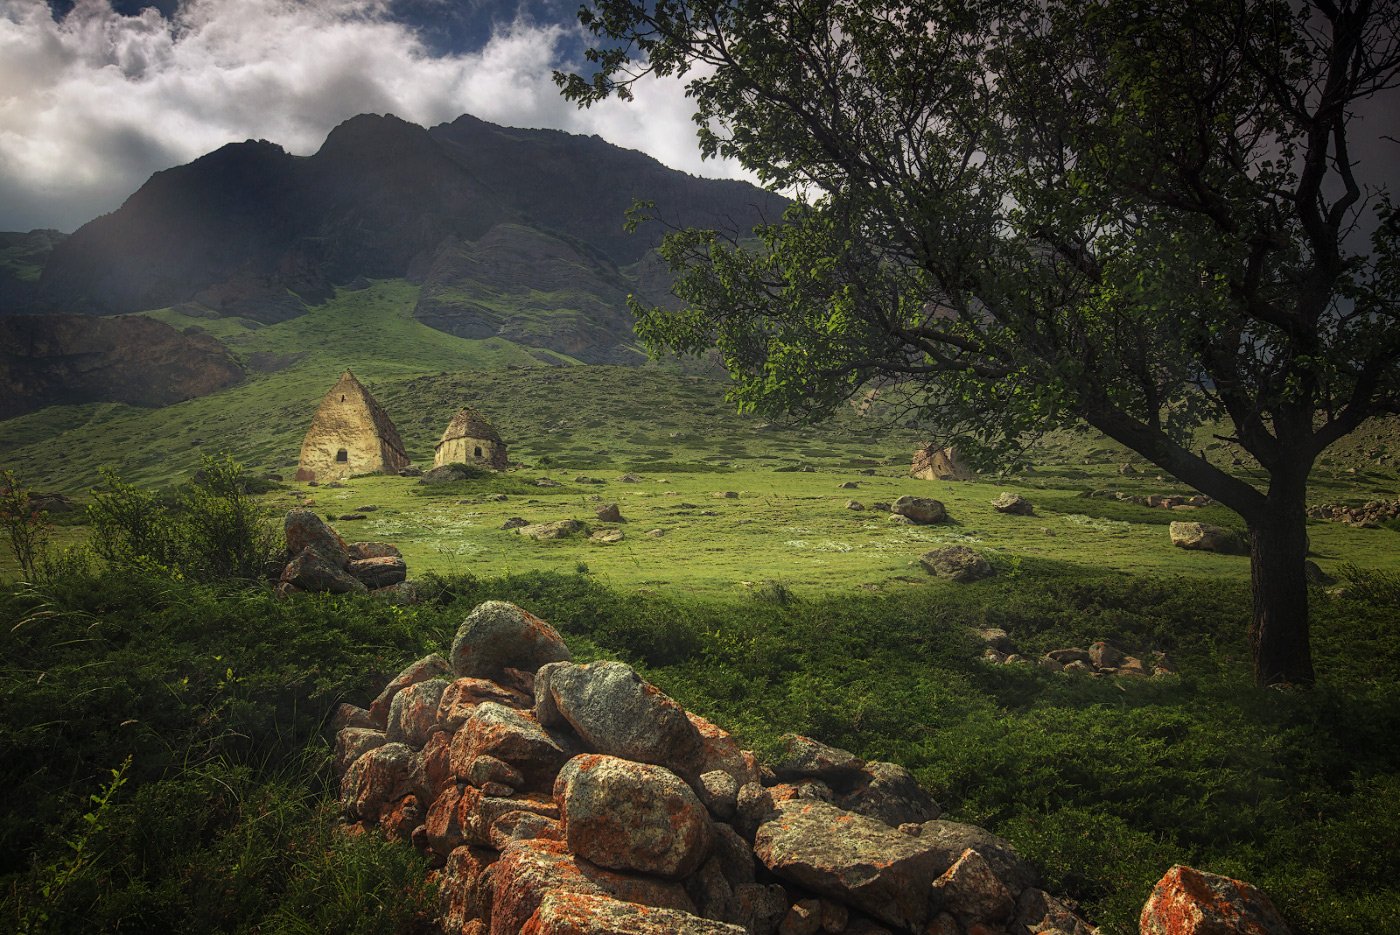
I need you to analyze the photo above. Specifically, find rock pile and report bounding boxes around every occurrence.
[276,509,407,596]
[973,629,1177,678]
[334,600,1100,935]
[1080,490,1213,511]
[1307,498,1399,528]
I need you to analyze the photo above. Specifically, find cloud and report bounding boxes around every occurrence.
[0,0,752,232]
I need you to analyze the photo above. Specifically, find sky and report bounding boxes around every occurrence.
[0,0,751,232]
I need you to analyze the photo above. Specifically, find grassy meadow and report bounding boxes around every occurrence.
[2,279,1399,934]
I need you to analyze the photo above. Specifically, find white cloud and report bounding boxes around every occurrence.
[0,0,753,231]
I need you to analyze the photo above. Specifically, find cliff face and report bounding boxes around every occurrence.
[23,113,787,363]
[0,315,245,419]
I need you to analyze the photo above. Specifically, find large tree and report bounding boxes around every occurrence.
[559,0,1400,686]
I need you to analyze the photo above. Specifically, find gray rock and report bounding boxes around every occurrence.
[281,545,366,594]
[284,508,348,565]
[919,546,994,582]
[450,600,571,681]
[347,555,407,589]
[367,653,451,728]
[892,495,947,524]
[385,677,449,748]
[1168,521,1242,554]
[596,502,624,522]
[754,799,947,931]
[991,492,1034,515]
[541,660,705,776]
[772,734,866,787]
[914,819,1039,894]
[839,760,942,827]
[519,519,586,539]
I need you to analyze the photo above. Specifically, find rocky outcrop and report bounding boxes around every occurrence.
[919,547,994,583]
[335,601,1107,935]
[0,313,244,418]
[991,492,1034,516]
[1307,498,1400,528]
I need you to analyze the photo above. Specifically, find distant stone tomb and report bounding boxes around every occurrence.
[910,443,976,481]
[295,370,411,483]
[434,407,508,471]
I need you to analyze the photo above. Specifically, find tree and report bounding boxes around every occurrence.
[559,0,1400,686]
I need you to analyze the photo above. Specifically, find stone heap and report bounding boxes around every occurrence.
[973,630,1178,679]
[333,600,1102,935]
[1306,498,1400,528]
[276,509,408,597]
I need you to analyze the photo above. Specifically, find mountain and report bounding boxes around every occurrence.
[24,113,787,363]
[0,229,67,312]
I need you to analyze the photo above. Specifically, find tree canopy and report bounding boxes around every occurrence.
[559,0,1400,686]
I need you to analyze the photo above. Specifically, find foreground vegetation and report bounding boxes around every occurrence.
[2,552,1397,933]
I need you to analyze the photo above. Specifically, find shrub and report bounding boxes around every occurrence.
[0,472,52,583]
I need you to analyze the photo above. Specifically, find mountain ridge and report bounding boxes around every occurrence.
[15,112,786,365]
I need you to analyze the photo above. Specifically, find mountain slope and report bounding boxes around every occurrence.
[25,113,786,364]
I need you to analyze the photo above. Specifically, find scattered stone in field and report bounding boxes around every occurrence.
[699,510,719,517]
[575,475,605,484]
[892,494,948,523]
[645,528,666,538]
[421,464,472,485]
[535,478,561,487]
[518,519,587,540]
[919,546,993,583]
[871,501,891,512]
[451,601,571,681]
[486,493,508,502]
[596,503,624,522]
[1140,864,1292,935]
[527,891,744,934]
[501,516,530,529]
[887,513,915,525]
[1169,521,1242,554]
[1119,463,1138,475]
[974,627,1018,654]
[715,491,740,499]
[620,473,642,483]
[838,481,859,489]
[991,492,1034,515]
[591,529,625,544]
[845,500,865,511]
[339,512,368,521]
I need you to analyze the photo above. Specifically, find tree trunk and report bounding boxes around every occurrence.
[1246,480,1315,687]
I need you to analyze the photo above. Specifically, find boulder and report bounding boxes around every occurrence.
[421,464,473,484]
[991,492,1034,516]
[490,810,560,849]
[918,546,993,583]
[280,545,367,594]
[284,508,349,565]
[1015,888,1095,935]
[451,601,571,682]
[1140,864,1292,935]
[519,519,586,540]
[452,702,576,790]
[331,702,375,732]
[838,761,942,827]
[891,495,948,524]
[502,517,531,530]
[1088,641,1126,670]
[1169,522,1242,554]
[490,837,695,935]
[347,541,400,560]
[368,654,452,728]
[439,677,535,731]
[911,819,1039,894]
[930,848,1014,924]
[771,734,866,786]
[591,529,625,544]
[698,770,740,819]
[348,555,407,588]
[753,799,946,931]
[596,503,624,523]
[687,711,762,787]
[385,677,450,748]
[438,845,498,935]
[732,883,790,935]
[339,742,425,826]
[334,726,386,775]
[845,500,866,511]
[539,661,705,776]
[554,754,715,880]
[522,891,747,935]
